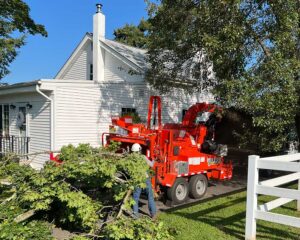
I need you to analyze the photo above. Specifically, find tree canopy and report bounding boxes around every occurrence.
[0,0,47,79]
[144,0,300,153]
[113,19,150,49]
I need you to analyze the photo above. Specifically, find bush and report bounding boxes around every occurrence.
[0,144,173,239]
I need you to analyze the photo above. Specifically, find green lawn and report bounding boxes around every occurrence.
[159,190,300,240]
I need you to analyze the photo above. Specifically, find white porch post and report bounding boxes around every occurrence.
[245,155,259,240]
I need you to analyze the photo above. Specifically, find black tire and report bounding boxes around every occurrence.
[189,174,208,199]
[167,178,189,204]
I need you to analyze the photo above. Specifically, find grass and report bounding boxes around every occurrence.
[159,190,300,240]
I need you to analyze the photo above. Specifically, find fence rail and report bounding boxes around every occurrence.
[0,136,30,156]
[245,153,300,240]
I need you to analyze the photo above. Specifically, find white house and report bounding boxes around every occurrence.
[0,4,214,169]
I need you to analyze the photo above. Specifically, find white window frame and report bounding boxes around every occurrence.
[17,105,29,137]
[0,104,10,136]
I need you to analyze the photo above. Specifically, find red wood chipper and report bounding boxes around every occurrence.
[103,96,233,204]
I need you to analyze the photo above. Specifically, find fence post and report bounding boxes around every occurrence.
[245,155,260,240]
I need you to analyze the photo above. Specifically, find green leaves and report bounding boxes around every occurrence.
[0,220,53,240]
[0,0,47,79]
[104,217,174,240]
[145,0,300,153]
[0,144,172,239]
[114,18,150,49]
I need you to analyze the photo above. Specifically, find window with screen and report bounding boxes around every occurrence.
[121,108,136,115]
[0,105,9,136]
[3,105,9,136]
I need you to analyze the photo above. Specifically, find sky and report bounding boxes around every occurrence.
[2,0,148,84]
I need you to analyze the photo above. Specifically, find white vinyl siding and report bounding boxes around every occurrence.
[155,88,215,123]
[60,41,92,80]
[54,86,101,149]
[98,83,149,135]
[104,51,142,83]
[29,101,51,169]
[0,92,51,169]
[54,83,149,149]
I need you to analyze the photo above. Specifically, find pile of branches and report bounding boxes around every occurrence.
[0,144,173,240]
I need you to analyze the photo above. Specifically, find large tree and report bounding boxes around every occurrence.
[0,0,47,79]
[145,0,300,153]
[114,19,150,48]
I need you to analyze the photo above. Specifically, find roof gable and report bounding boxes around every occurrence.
[55,33,148,80]
[55,33,92,79]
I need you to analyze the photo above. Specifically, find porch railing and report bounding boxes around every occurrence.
[0,136,30,156]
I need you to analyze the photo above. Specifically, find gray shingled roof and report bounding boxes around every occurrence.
[102,39,149,71]
[101,39,214,84]
[0,80,39,90]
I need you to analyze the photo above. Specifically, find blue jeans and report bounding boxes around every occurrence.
[133,178,156,217]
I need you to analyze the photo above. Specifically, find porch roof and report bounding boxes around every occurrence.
[0,79,97,96]
[0,80,40,90]
[0,80,42,96]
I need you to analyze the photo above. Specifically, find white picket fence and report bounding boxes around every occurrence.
[245,153,300,240]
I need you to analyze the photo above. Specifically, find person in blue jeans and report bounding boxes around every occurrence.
[131,143,157,219]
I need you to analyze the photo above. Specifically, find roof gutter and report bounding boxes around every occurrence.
[36,84,54,151]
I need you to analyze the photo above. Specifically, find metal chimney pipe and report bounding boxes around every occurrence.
[96,3,103,13]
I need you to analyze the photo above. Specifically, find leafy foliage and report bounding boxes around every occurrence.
[121,111,143,123]
[114,19,150,48]
[0,144,173,239]
[0,220,53,240]
[144,0,300,153]
[0,0,47,79]
[104,216,173,240]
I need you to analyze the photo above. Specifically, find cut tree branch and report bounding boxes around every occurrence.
[0,179,12,186]
[14,209,36,223]
[1,192,16,205]
[116,189,132,218]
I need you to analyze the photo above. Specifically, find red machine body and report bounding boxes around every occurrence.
[105,96,233,202]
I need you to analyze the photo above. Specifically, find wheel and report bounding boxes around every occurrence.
[189,174,208,199]
[167,178,189,204]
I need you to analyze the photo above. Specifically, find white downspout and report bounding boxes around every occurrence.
[36,84,54,151]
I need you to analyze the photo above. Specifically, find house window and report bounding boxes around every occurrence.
[18,107,26,137]
[0,104,9,136]
[3,105,9,136]
[89,64,93,80]
[182,109,187,121]
[121,108,136,115]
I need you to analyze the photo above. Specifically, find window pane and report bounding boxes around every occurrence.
[121,108,136,115]
[3,105,9,136]
[89,64,93,80]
